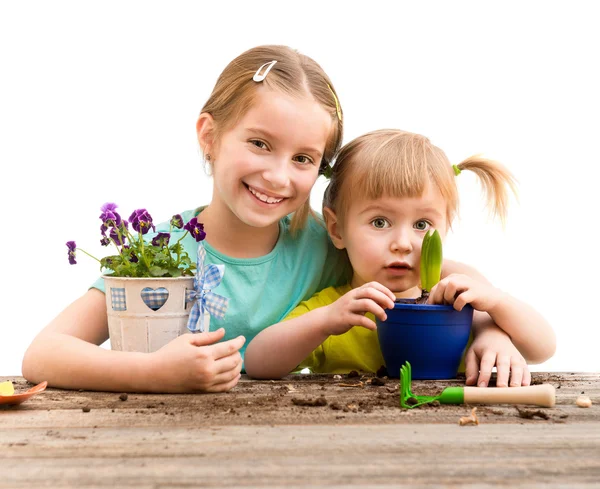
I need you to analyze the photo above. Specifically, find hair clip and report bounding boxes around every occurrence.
[327,84,342,121]
[253,60,277,82]
[452,164,462,176]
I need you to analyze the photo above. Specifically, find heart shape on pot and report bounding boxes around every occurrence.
[141,287,169,311]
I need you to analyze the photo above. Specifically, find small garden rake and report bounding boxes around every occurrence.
[399,362,555,409]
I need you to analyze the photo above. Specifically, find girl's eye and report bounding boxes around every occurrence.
[294,155,314,165]
[250,140,268,150]
[414,220,431,231]
[371,218,390,229]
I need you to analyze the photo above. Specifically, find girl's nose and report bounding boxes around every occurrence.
[390,230,413,254]
[262,159,290,189]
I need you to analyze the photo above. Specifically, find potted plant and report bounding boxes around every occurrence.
[66,203,227,353]
[376,230,473,379]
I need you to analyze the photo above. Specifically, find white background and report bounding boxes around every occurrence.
[1,1,598,375]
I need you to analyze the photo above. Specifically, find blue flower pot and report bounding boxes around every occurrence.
[376,302,473,379]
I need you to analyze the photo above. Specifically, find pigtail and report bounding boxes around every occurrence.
[455,155,518,226]
[289,200,311,235]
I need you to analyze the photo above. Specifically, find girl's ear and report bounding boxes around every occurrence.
[323,207,345,250]
[196,113,216,155]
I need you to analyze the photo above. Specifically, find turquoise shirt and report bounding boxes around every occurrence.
[92,208,351,363]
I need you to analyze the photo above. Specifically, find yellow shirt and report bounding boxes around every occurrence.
[285,285,469,375]
[285,285,385,374]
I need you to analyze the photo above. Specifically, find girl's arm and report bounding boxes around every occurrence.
[244,307,333,379]
[429,274,556,364]
[244,282,395,379]
[22,289,245,393]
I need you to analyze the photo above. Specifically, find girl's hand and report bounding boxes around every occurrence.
[149,328,245,393]
[323,282,395,336]
[464,325,530,388]
[428,273,504,313]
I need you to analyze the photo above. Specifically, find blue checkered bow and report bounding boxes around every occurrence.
[186,243,229,333]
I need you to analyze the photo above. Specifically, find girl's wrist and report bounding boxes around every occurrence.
[485,288,511,319]
[309,305,337,340]
[134,351,164,392]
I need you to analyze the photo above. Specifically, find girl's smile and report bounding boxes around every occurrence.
[245,184,287,205]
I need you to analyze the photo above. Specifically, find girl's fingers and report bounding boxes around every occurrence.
[477,351,497,387]
[521,365,532,386]
[188,328,226,346]
[200,359,243,388]
[464,348,479,386]
[205,374,242,393]
[213,351,244,375]
[428,283,443,304]
[363,282,396,301]
[353,315,377,331]
[356,283,395,308]
[443,280,459,304]
[509,361,524,387]
[211,335,246,360]
[495,354,511,387]
[352,299,387,321]
[453,291,474,311]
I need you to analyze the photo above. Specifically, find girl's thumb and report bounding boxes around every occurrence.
[188,328,226,346]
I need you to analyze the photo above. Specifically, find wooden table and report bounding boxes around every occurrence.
[1,372,599,488]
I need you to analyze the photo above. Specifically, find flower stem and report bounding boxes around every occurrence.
[174,230,189,267]
[76,248,101,263]
[139,232,151,270]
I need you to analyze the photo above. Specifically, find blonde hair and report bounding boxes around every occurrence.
[200,45,343,233]
[324,129,517,228]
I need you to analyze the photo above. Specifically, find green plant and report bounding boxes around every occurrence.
[419,229,443,295]
[66,203,205,278]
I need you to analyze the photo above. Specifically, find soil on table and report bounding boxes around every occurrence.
[3,371,594,427]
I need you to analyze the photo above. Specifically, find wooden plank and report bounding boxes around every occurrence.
[2,425,599,488]
[1,372,599,488]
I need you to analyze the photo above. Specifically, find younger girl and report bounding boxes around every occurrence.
[22,46,534,393]
[244,129,556,386]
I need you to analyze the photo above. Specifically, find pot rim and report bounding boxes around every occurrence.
[101,274,195,281]
[391,302,473,312]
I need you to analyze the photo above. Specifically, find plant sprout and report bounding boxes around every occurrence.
[419,229,443,296]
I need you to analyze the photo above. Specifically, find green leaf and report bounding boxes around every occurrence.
[420,230,443,292]
[154,252,169,262]
[420,230,432,291]
[114,264,129,276]
[170,242,183,252]
[149,266,168,277]
[425,230,443,292]
[168,267,183,277]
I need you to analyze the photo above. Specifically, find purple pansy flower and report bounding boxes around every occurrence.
[99,202,122,227]
[170,214,183,229]
[122,245,138,263]
[151,232,171,247]
[110,220,128,246]
[66,241,77,265]
[184,217,206,242]
[100,236,111,246]
[129,209,155,235]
